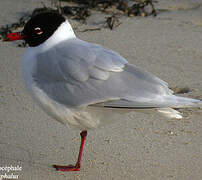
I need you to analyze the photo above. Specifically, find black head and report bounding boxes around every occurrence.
[22,12,65,47]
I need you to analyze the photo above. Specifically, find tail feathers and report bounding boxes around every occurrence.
[157,108,182,119]
[156,95,201,119]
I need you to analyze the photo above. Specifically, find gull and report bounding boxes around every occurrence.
[4,12,202,171]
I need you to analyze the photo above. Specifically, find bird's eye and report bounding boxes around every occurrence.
[34,27,43,35]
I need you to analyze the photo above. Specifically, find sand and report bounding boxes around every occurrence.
[0,0,202,179]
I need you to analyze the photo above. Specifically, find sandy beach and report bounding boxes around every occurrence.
[0,0,202,179]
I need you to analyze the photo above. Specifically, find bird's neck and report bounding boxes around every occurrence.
[55,20,76,41]
[35,20,76,51]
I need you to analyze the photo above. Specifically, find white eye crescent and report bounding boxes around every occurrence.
[34,27,43,35]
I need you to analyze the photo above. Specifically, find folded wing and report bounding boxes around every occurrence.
[34,38,201,109]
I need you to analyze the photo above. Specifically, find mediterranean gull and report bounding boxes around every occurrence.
[4,12,202,171]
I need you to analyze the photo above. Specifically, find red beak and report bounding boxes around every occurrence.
[4,32,26,41]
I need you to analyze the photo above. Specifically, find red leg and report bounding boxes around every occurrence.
[53,130,87,172]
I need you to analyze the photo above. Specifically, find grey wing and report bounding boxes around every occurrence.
[34,38,180,108]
